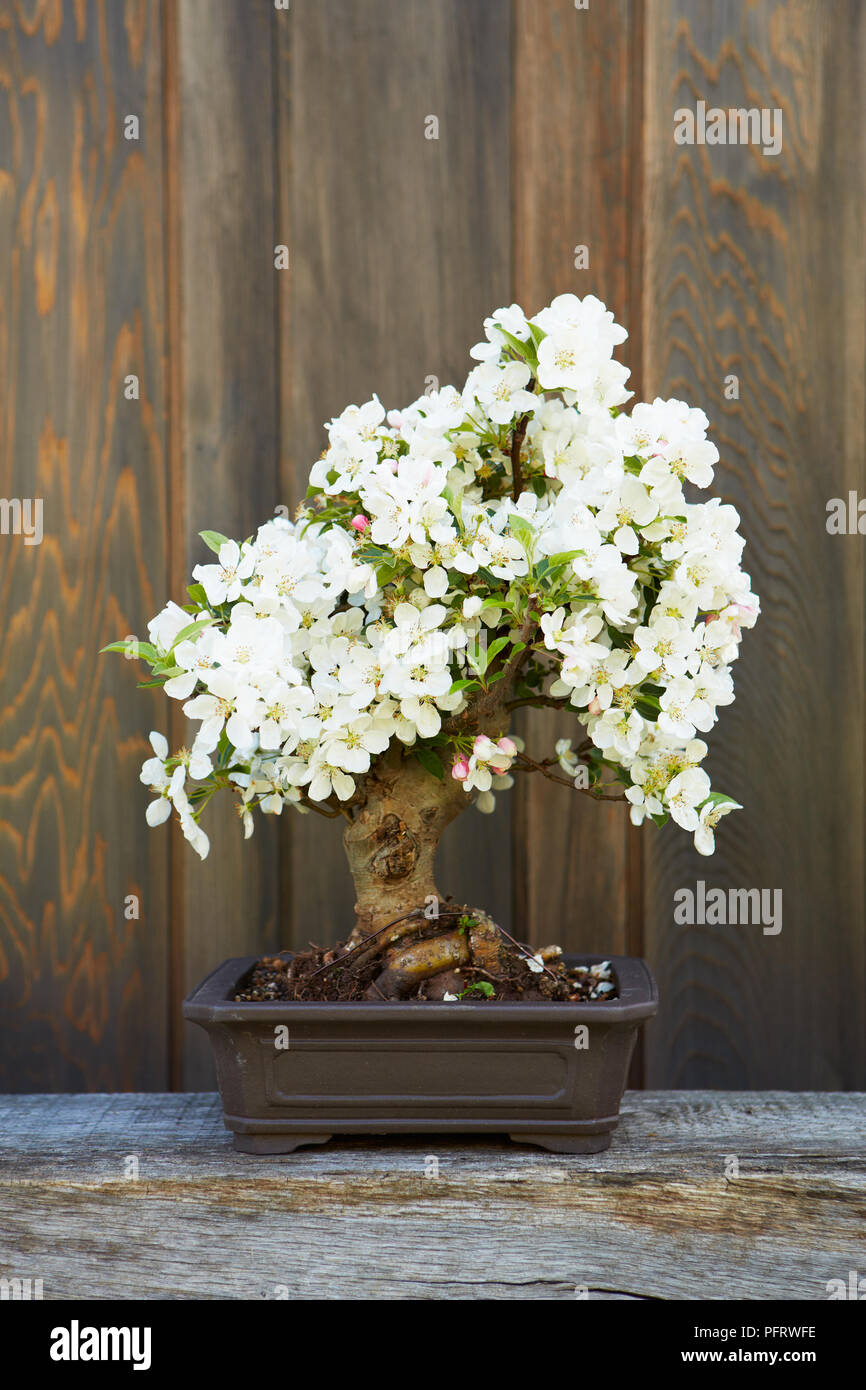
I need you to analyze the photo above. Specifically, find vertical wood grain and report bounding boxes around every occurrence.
[640,0,866,1087]
[511,0,642,963]
[276,0,513,947]
[0,0,170,1089]
[173,0,281,1086]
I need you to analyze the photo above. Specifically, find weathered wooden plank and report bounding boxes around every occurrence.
[0,1092,862,1299]
[277,0,513,949]
[172,0,282,1086]
[511,0,642,964]
[3,1090,863,1168]
[0,0,170,1088]
[639,2,866,1087]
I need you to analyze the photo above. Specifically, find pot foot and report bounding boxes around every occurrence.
[233,1133,332,1155]
[508,1132,612,1154]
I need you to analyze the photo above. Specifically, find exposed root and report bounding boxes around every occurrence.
[365,928,471,999]
[361,907,559,1000]
[466,912,510,976]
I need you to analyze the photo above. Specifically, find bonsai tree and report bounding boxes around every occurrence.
[107,294,758,998]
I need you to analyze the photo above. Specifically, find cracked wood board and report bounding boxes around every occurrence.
[0,1091,862,1299]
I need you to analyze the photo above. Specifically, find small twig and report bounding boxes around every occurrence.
[490,921,559,983]
[493,607,538,698]
[505,694,572,713]
[299,795,343,819]
[515,750,627,802]
[510,400,532,502]
[304,909,427,980]
[304,904,481,986]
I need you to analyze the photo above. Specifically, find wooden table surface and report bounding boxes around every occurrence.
[1,1091,863,1301]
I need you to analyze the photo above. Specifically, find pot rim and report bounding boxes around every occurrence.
[183,952,658,1026]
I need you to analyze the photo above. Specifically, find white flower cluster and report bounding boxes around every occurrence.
[127,294,758,860]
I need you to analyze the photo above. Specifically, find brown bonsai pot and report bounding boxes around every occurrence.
[183,952,657,1154]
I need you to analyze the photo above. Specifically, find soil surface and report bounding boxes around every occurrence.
[234,913,618,1004]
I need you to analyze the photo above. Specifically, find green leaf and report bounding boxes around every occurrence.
[543,549,584,570]
[484,634,510,668]
[170,617,217,650]
[635,699,660,722]
[496,325,538,371]
[449,678,480,694]
[466,646,487,677]
[701,792,740,808]
[458,980,495,1000]
[187,582,209,606]
[414,746,445,780]
[100,640,157,661]
[508,514,536,558]
[199,530,230,555]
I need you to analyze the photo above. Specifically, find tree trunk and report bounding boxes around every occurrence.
[340,743,553,1001]
[344,747,471,944]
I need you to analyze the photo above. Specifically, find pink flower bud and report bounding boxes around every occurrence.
[587,696,602,716]
[451,756,470,781]
[497,736,517,757]
[350,514,369,533]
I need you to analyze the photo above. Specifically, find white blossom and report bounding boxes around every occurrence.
[125,294,757,860]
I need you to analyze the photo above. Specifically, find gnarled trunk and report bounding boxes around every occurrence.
[344,747,470,945]
[338,743,564,1001]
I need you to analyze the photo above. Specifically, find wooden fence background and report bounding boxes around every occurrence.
[1,0,863,1093]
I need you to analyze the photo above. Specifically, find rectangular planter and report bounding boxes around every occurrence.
[183,953,658,1154]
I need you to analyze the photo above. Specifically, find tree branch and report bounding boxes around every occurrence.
[510,409,531,502]
[497,607,537,692]
[298,793,345,820]
[514,750,627,802]
[506,694,572,713]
